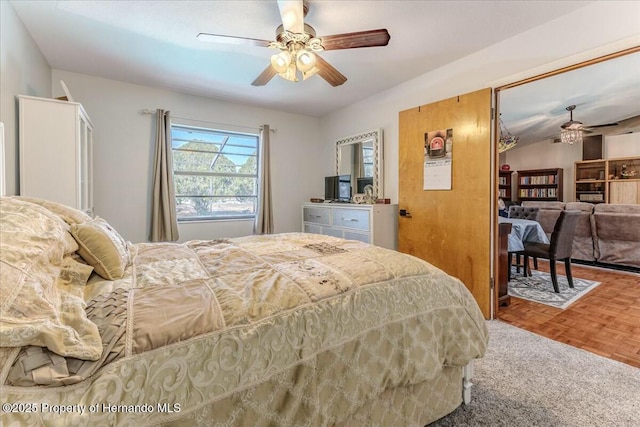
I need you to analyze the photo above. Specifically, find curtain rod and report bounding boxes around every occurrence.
[138,109,276,132]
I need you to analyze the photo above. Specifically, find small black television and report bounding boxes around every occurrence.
[356,177,374,194]
[325,175,351,202]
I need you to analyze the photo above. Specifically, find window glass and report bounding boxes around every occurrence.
[171,125,259,220]
[362,145,374,178]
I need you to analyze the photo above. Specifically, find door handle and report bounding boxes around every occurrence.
[399,209,412,218]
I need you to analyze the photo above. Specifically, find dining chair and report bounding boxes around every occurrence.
[508,205,540,221]
[523,210,581,293]
[507,206,541,274]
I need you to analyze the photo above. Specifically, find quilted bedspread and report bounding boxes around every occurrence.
[1,232,488,426]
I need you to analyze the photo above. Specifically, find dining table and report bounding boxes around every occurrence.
[498,216,550,252]
[499,216,551,283]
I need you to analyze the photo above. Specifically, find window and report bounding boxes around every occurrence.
[171,125,259,221]
[362,143,374,178]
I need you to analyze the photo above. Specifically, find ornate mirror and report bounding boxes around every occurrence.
[336,129,384,201]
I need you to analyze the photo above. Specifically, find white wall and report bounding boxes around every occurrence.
[0,1,51,196]
[51,70,323,243]
[319,1,640,205]
[605,133,640,158]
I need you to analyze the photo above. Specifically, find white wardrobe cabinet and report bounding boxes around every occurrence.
[18,95,94,215]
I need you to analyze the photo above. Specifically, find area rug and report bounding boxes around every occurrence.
[508,268,601,309]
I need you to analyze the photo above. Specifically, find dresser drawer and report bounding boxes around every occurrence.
[301,203,397,250]
[303,206,330,225]
[332,208,370,231]
[344,231,370,243]
[322,227,344,238]
[304,224,323,234]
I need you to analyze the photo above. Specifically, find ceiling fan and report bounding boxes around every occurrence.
[561,104,631,133]
[197,0,390,87]
[553,105,633,143]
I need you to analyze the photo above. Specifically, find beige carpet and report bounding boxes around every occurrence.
[428,321,640,426]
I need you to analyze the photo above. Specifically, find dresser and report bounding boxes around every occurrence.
[301,203,398,250]
[18,95,94,215]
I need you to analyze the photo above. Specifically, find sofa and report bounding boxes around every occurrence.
[566,202,598,262]
[521,201,640,269]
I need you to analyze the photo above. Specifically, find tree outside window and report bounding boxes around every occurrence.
[171,125,259,220]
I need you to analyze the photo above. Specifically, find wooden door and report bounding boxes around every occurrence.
[398,89,492,318]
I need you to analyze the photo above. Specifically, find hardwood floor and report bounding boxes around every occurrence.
[498,259,640,368]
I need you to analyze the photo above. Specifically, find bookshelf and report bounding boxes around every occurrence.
[517,168,563,202]
[574,159,606,203]
[575,156,640,204]
[498,170,513,201]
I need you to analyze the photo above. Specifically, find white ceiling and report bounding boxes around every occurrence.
[12,0,596,118]
[13,1,640,149]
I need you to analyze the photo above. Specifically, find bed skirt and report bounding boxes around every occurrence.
[337,365,464,426]
[154,365,466,427]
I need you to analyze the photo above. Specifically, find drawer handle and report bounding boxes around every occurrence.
[343,218,359,222]
[311,215,322,218]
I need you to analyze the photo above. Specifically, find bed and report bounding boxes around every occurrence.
[0,196,488,426]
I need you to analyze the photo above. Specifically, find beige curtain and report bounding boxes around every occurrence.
[254,124,273,234]
[150,109,179,242]
[352,144,364,179]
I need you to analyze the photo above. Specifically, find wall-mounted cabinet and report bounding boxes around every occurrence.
[517,168,563,202]
[498,170,513,201]
[575,156,640,204]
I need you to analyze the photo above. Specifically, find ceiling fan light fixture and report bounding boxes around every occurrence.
[498,117,519,153]
[296,49,316,72]
[560,105,583,145]
[270,51,291,73]
[280,63,298,82]
[560,128,582,145]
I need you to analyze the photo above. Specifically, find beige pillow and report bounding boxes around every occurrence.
[71,217,130,280]
[10,196,92,225]
[9,196,82,255]
[0,197,102,361]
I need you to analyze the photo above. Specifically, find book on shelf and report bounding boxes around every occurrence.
[519,174,557,185]
[578,193,604,202]
[519,188,557,198]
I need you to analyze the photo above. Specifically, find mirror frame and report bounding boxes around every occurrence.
[336,128,384,201]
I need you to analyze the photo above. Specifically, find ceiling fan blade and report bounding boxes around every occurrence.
[252,65,278,86]
[584,122,619,130]
[314,55,347,87]
[277,0,304,33]
[320,29,390,51]
[197,33,271,48]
